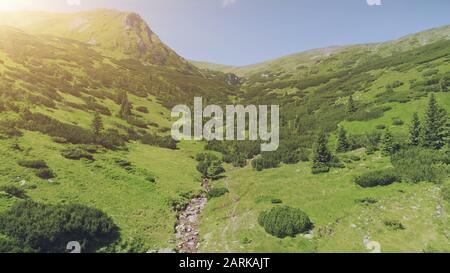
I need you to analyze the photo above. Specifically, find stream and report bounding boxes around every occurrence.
[175,180,209,253]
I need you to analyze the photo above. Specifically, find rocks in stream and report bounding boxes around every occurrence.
[175,196,208,253]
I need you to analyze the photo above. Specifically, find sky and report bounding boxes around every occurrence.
[0,0,450,66]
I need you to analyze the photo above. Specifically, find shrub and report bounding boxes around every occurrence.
[61,147,94,161]
[271,198,283,204]
[311,165,330,174]
[0,201,119,253]
[391,147,447,183]
[355,197,378,205]
[20,112,95,145]
[146,175,156,183]
[126,117,148,129]
[52,137,68,144]
[115,159,133,171]
[442,184,450,203]
[258,206,313,238]
[141,134,177,150]
[35,168,55,179]
[18,160,48,169]
[207,187,229,199]
[392,119,405,126]
[0,186,27,199]
[252,155,280,171]
[376,124,386,130]
[384,220,405,231]
[136,106,149,114]
[354,169,401,188]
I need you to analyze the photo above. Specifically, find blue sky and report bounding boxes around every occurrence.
[1,0,450,66]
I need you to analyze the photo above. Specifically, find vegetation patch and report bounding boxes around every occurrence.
[0,201,119,253]
[196,153,225,180]
[0,186,27,199]
[258,206,313,238]
[207,187,229,199]
[18,159,48,169]
[61,147,94,161]
[354,169,401,188]
[391,148,448,183]
[384,220,406,231]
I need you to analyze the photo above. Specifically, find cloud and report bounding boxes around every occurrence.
[366,0,382,6]
[222,0,237,7]
[67,0,81,6]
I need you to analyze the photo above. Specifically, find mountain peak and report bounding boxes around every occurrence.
[0,9,190,69]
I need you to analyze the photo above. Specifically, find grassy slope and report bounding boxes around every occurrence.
[195,25,450,253]
[200,150,450,253]
[0,131,202,250]
[192,25,450,78]
[0,10,449,253]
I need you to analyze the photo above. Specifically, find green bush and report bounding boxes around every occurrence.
[35,168,56,179]
[258,206,313,238]
[384,220,405,231]
[0,186,27,199]
[271,198,283,204]
[52,137,68,144]
[442,184,450,203]
[196,153,225,180]
[136,106,149,113]
[18,159,48,169]
[61,147,94,161]
[355,197,378,205]
[311,165,330,174]
[252,155,280,171]
[391,147,448,183]
[141,133,177,150]
[354,169,401,188]
[207,187,229,199]
[392,119,405,126]
[0,201,119,253]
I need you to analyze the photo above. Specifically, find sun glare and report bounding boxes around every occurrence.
[0,0,55,11]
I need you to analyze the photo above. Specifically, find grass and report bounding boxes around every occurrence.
[0,131,201,250]
[199,150,450,253]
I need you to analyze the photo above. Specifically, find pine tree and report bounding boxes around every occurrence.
[381,129,395,156]
[347,95,357,115]
[409,112,421,146]
[116,90,127,105]
[91,111,104,137]
[422,93,447,149]
[312,131,332,168]
[440,77,448,92]
[336,127,349,153]
[118,91,132,119]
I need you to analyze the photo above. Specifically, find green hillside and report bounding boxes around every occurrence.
[0,10,449,253]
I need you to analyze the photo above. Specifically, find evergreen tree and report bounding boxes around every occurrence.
[381,129,395,156]
[115,90,127,105]
[336,127,349,153]
[118,91,132,119]
[409,112,421,146]
[91,111,104,137]
[422,94,447,149]
[347,95,357,115]
[312,131,332,168]
[440,77,449,92]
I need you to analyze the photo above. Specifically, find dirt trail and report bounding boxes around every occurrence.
[175,179,209,253]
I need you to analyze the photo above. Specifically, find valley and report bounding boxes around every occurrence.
[0,9,449,253]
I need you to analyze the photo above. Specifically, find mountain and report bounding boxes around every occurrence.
[193,25,450,78]
[0,9,449,253]
[0,9,193,70]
